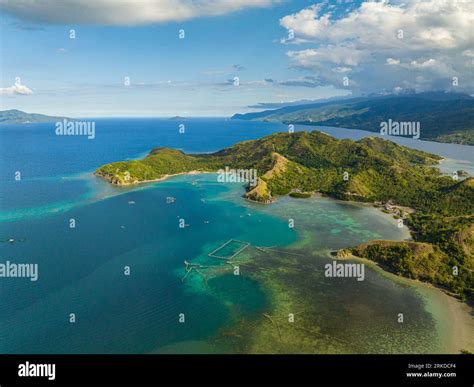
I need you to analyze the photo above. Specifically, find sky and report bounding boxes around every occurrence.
[0,0,472,117]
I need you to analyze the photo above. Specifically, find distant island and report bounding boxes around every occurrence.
[232,92,474,145]
[0,109,72,124]
[96,130,473,299]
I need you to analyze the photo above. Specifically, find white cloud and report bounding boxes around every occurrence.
[386,58,400,65]
[280,0,474,94]
[281,0,472,50]
[288,44,369,68]
[0,0,279,25]
[393,86,403,94]
[409,59,437,69]
[280,4,328,43]
[0,83,33,95]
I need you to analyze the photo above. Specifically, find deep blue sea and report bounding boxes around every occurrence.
[0,118,472,353]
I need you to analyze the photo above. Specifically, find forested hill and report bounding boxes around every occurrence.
[95,130,467,213]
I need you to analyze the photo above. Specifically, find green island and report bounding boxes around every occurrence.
[96,130,474,300]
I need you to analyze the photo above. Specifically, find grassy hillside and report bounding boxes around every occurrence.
[350,240,454,288]
[348,223,473,299]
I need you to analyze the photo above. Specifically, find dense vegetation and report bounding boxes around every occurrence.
[232,92,474,145]
[350,180,474,298]
[96,130,473,297]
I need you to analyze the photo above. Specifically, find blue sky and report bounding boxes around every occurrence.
[1,0,472,117]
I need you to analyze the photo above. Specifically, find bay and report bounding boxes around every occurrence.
[0,118,472,353]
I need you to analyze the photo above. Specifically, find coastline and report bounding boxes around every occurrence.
[94,169,216,186]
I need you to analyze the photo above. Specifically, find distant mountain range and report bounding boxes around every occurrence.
[232,92,474,145]
[0,109,71,124]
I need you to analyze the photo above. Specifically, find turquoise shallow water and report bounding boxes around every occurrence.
[0,174,297,353]
[1,119,472,353]
[230,194,441,353]
[0,174,443,353]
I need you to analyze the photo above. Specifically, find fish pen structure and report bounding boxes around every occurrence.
[208,239,250,261]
